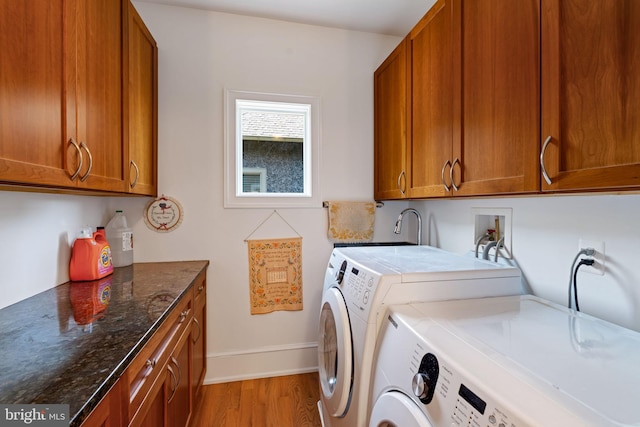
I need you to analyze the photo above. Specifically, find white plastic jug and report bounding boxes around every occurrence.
[105,210,134,267]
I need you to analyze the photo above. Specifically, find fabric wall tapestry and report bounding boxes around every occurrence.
[247,237,303,314]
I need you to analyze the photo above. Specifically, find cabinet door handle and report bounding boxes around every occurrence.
[171,356,182,387]
[441,160,451,191]
[179,309,189,323]
[397,171,406,195]
[130,160,140,189]
[68,138,83,181]
[167,364,178,403]
[79,142,93,182]
[145,358,157,369]
[450,158,460,191]
[192,317,201,343]
[540,135,553,185]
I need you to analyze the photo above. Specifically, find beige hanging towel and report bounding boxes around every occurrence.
[326,201,376,243]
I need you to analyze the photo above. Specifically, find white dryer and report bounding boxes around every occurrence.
[370,295,640,426]
[317,245,523,427]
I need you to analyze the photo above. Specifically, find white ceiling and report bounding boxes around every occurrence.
[136,0,436,36]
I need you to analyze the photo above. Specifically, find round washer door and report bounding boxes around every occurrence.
[369,391,433,427]
[317,286,353,417]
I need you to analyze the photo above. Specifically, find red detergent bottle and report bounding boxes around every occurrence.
[70,227,114,281]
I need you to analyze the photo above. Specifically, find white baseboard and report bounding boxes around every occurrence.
[203,341,319,384]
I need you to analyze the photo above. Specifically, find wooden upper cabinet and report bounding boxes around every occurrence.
[541,0,640,192]
[374,38,410,200]
[0,1,78,188]
[75,0,127,192]
[452,0,540,196]
[0,0,157,195]
[127,3,158,196]
[408,0,453,198]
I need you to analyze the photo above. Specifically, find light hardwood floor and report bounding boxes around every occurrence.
[190,372,322,427]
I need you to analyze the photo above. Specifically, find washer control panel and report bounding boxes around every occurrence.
[411,347,521,427]
[342,264,378,314]
[398,334,523,427]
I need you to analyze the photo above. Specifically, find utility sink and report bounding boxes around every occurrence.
[333,241,417,248]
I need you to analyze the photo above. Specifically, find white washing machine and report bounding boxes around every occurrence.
[370,295,640,426]
[317,245,523,427]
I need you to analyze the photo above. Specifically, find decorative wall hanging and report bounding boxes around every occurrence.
[144,195,184,232]
[245,211,303,315]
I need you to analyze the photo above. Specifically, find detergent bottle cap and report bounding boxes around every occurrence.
[78,228,93,239]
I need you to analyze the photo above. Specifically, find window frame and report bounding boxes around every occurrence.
[224,89,321,208]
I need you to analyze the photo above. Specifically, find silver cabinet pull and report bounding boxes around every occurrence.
[179,309,189,323]
[130,160,140,188]
[540,135,553,185]
[397,171,406,195]
[167,364,178,403]
[68,138,83,181]
[441,160,451,191]
[167,355,182,403]
[192,317,202,343]
[450,158,460,191]
[171,356,181,390]
[79,142,93,182]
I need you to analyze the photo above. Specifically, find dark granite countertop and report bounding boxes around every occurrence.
[0,260,209,427]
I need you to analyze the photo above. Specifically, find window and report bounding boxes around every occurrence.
[243,167,266,193]
[224,90,321,208]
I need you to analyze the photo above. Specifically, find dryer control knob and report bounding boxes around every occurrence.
[412,373,431,400]
[336,260,348,284]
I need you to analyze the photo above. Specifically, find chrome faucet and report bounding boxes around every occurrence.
[393,208,422,245]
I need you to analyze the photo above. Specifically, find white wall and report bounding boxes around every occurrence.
[0,191,113,308]
[406,194,640,331]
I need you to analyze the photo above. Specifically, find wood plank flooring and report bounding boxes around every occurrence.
[190,372,322,427]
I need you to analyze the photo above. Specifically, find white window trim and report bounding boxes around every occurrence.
[224,89,322,208]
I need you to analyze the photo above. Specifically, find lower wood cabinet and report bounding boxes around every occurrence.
[191,275,207,400]
[166,327,192,427]
[81,272,206,427]
[81,378,125,427]
[130,325,192,427]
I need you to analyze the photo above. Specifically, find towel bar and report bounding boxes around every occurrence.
[322,201,384,208]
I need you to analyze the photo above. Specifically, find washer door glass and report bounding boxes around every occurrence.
[369,391,433,427]
[318,287,353,417]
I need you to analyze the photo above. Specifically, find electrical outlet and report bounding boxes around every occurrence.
[578,239,605,276]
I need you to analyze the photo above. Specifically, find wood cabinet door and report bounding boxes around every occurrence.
[192,279,207,399]
[81,379,124,427]
[127,3,158,196]
[166,327,192,427]
[0,0,80,188]
[452,0,540,196]
[75,0,127,192]
[408,0,453,198]
[129,328,192,427]
[541,0,640,192]
[374,38,410,200]
[129,374,166,427]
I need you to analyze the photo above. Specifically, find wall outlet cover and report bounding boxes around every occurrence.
[578,239,605,276]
